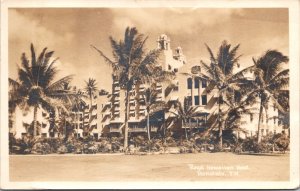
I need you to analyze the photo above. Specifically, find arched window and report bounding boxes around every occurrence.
[187,78,192,89]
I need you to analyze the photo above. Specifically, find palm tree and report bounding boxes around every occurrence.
[251,50,289,143]
[169,98,200,140]
[84,78,98,134]
[199,40,252,148]
[140,85,166,141]
[222,89,257,144]
[91,27,162,149]
[9,44,74,137]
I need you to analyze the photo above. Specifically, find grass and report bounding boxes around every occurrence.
[9,152,289,182]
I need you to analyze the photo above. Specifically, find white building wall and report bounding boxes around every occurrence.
[12,106,50,139]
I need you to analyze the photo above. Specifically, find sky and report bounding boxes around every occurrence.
[8,8,289,92]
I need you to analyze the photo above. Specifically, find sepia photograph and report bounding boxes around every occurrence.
[1,0,299,189]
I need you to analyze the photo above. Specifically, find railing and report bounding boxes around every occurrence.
[110,127,121,133]
[128,126,158,133]
[182,122,207,128]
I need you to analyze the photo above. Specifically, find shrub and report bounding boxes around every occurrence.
[273,133,289,153]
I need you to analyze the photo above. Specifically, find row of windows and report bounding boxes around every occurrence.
[187,78,207,89]
[189,95,207,106]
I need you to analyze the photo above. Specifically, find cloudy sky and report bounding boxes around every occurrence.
[9,8,288,92]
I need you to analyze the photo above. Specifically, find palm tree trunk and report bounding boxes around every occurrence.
[147,112,151,141]
[124,89,130,149]
[191,77,194,106]
[89,93,93,135]
[183,119,188,140]
[76,112,79,138]
[218,94,223,149]
[64,119,66,138]
[189,118,192,138]
[257,99,263,143]
[33,105,38,137]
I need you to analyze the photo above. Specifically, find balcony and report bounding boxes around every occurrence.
[156,97,163,101]
[113,110,120,114]
[113,100,120,105]
[156,86,162,91]
[102,102,111,110]
[110,127,121,133]
[139,105,146,110]
[139,110,146,115]
[128,126,158,132]
[113,91,120,95]
[103,111,111,116]
[139,87,145,92]
[129,90,135,95]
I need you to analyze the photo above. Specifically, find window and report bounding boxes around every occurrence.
[194,96,199,105]
[201,95,207,105]
[186,96,192,106]
[202,80,207,88]
[94,133,98,139]
[42,133,47,138]
[187,78,192,89]
[250,114,254,122]
[42,112,47,117]
[194,78,199,88]
[168,65,171,70]
[42,123,47,128]
[79,124,83,129]
[174,68,178,73]
[50,132,55,137]
[173,86,179,91]
[83,132,88,137]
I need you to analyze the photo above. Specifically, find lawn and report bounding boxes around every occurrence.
[9,152,289,182]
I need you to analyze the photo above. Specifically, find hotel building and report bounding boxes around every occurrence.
[9,34,287,139]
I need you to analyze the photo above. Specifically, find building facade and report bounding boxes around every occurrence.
[10,34,287,139]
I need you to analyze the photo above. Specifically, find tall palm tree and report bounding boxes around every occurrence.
[84,78,98,134]
[199,40,252,148]
[169,98,200,140]
[251,50,289,143]
[9,44,74,137]
[140,85,166,141]
[91,27,162,149]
